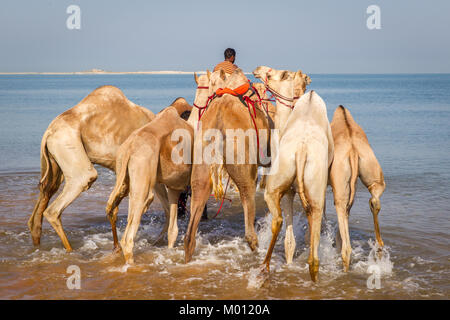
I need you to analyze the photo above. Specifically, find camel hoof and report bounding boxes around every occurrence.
[245,236,259,252]
[113,245,122,254]
[376,247,384,260]
[31,237,40,246]
[257,264,270,284]
[309,263,319,283]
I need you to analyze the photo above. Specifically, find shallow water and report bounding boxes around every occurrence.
[0,74,449,299]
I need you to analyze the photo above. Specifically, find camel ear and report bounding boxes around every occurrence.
[206,69,211,80]
[220,69,226,80]
[304,74,311,85]
[280,70,290,81]
[194,72,199,85]
[295,70,303,79]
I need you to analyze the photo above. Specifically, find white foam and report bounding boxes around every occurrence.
[247,266,266,289]
[80,239,98,251]
[107,263,131,273]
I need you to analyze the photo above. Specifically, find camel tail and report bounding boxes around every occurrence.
[348,149,359,211]
[295,145,310,214]
[210,164,224,201]
[39,130,52,189]
[106,150,131,215]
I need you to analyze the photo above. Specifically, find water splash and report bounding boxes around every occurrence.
[353,239,394,277]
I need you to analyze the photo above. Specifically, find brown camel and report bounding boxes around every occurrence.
[27,85,172,252]
[105,98,193,264]
[184,68,271,263]
[329,105,385,271]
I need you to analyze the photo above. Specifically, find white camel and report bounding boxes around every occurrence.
[257,75,333,282]
[253,66,312,264]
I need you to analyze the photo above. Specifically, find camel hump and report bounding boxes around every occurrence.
[332,105,355,136]
[332,106,370,147]
[82,85,128,103]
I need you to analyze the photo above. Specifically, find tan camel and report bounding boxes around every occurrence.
[253,66,312,265]
[256,68,333,282]
[184,68,271,263]
[27,85,172,252]
[105,98,193,264]
[189,70,228,130]
[329,105,385,271]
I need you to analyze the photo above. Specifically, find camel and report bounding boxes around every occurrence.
[255,68,333,282]
[105,98,193,264]
[190,70,228,130]
[184,68,271,263]
[27,85,172,252]
[253,66,311,132]
[329,105,385,271]
[253,66,312,265]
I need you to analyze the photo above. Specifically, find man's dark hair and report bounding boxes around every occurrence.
[224,48,236,60]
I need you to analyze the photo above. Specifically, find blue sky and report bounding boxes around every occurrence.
[1,0,449,73]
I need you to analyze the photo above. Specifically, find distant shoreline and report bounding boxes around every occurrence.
[0,70,207,75]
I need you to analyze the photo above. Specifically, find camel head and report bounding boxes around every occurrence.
[225,68,248,89]
[209,69,229,95]
[193,71,212,109]
[252,66,296,100]
[170,97,193,118]
[293,70,311,99]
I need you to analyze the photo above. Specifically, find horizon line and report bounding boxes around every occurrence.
[0,70,449,76]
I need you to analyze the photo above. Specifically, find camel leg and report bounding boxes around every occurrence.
[225,164,258,251]
[262,189,283,272]
[358,146,386,249]
[282,188,296,264]
[307,205,324,282]
[335,200,352,271]
[152,183,171,245]
[262,154,296,272]
[184,164,211,263]
[43,173,97,251]
[42,136,98,251]
[368,182,385,248]
[330,155,353,271]
[301,146,328,282]
[167,189,181,248]
[106,186,129,252]
[109,207,120,252]
[120,157,156,264]
[106,158,130,251]
[28,155,62,246]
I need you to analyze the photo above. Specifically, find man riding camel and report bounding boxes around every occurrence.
[213,48,238,74]
[177,48,239,220]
